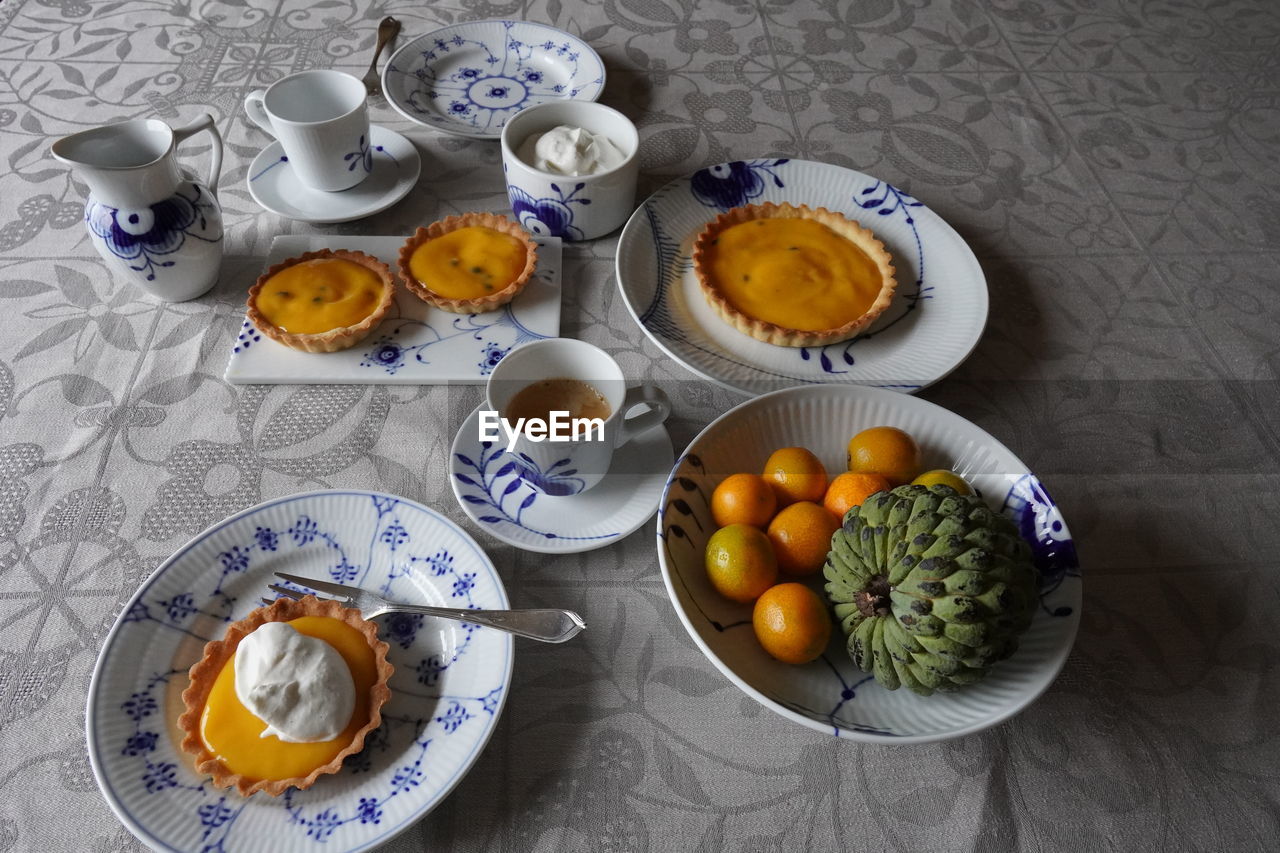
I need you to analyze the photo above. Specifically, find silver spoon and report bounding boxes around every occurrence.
[361,16,401,97]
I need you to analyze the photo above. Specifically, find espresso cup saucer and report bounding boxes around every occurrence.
[450,404,674,554]
[245,125,420,224]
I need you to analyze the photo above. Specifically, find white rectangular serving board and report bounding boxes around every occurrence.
[223,235,562,385]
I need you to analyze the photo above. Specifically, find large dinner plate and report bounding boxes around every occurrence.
[382,19,605,139]
[656,385,1081,743]
[86,490,513,852]
[616,159,988,395]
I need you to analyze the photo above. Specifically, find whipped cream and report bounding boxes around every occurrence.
[234,622,355,743]
[517,125,626,176]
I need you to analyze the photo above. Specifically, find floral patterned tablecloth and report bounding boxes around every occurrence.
[2,0,1279,850]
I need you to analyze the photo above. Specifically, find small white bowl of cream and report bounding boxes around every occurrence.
[501,101,640,241]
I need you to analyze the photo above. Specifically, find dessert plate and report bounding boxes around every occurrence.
[657,385,1081,743]
[86,490,514,852]
[382,20,605,139]
[246,126,420,224]
[224,235,561,385]
[450,405,673,554]
[616,159,988,395]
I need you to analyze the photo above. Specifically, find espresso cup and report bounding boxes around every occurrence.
[485,339,670,495]
[500,101,640,241]
[244,70,371,192]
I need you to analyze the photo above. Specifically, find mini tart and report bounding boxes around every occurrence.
[396,213,537,314]
[691,202,897,348]
[246,249,395,353]
[177,595,393,797]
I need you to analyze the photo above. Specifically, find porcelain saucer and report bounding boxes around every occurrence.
[246,125,420,223]
[450,404,673,554]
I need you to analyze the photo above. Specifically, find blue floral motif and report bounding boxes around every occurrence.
[1002,474,1080,616]
[331,555,360,584]
[359,304,547,376]
[514,453,586,497]
[142,761,178,793]
[384,612,424,649]
[451,572,476,598]
[85,184,222,281]
[357,797,382,825]
[122,730,158,756]
[435,701,473,734]
[232,320,262,354]
[454,441,619,542]
[689,159,788,210]
[198,798,235,832]
[344,134,374,174]
[254,526,278,551]
[415,654,447,686]
[380,522,409,551]
[122,692,156,721]
[290,515,320,545]
[508,181,591,241]
[478,341,508,375]
[305,808,343,842]
[161,592,196,623]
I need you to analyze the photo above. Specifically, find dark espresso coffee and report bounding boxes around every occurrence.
[505,378,612,423]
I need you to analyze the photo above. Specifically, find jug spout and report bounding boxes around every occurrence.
[51,119,185,209]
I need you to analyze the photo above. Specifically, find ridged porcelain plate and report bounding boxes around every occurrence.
[656,386,1081,743]
[616,159,988,395]
[87,490,513,852]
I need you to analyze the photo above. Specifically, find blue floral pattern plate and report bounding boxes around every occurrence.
[615,159,989,396]
[382,20,605,139]
[450,405,673,554]
[86,490,514,852]
[657,385,1081,743]
[246,126,421,225]
[224,235,561,385]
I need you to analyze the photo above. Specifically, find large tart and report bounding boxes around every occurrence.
[177,595,393,796]
[691,203,897,347]
[247,249,395,353]
[397,213,537,314]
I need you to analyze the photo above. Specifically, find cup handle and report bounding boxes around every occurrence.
[614,384,671,449]
[243,89,275,139]
[171,113,223,196]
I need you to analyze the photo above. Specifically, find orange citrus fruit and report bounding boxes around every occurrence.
[912,469,973,494]
[710,472,778,528]
[823,471,891,519]
[766,501,840,576]
[846,426,922,486]
[704,523,778,603]
[762,447,827,506]
[752,582,833,664]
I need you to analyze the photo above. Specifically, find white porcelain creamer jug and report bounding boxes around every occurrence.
[51,114,223,302]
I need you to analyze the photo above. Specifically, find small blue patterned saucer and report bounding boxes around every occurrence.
[450,405,673,554]
[382,20,605,139]
[86,490,513,852]
[246,125,420,224]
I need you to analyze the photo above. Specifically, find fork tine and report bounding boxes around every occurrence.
[274,572,357,601]
[260,597,277,607]
[268,584,308,601]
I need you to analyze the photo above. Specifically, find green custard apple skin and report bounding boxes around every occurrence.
[822,484,1038,696]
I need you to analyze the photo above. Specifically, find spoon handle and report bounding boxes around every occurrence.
[364,16,401,93]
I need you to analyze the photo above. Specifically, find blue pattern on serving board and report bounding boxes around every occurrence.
[86,183,222,281]
[97,492,510,851]
[657,456,1078,737]
[389,21,604,135]
[358,302,548,377]
[454,440,619,543]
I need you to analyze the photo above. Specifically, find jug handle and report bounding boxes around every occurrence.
[172,114,223,196]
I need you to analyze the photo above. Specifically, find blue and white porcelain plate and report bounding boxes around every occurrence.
[246,126,421,225]
[657,385,1081,743]
[86,490,514,852]
[615,159,989,396]
[224,235,561,385]
[383,20,605,139]
[450,405,673,554]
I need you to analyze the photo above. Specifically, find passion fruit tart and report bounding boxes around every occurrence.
[691,202,897,347]
[246,249,395,353]
[397,212,537,314]
[178,595,393,796]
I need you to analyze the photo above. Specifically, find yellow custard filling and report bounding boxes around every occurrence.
[199,616,377,782]
[408,226,528,300]
[256,259,385,334]
[703,219,885,332]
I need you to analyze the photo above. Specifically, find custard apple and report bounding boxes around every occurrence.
[823,484,1038,695]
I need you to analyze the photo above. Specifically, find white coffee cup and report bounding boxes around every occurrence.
[485,339,670,495]
[500,101,640,241]
[244,70,371,192]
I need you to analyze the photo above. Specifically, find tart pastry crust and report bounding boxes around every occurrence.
[396,212,537,314]
[691,202,897,348]
[177,595,393,797]
[246,249,395,353]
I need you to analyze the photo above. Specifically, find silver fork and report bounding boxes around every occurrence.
[361,16,401,97]
[265,572,586,644]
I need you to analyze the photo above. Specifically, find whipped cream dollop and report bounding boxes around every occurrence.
[517,125,626,176]
[234,622,355,743]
